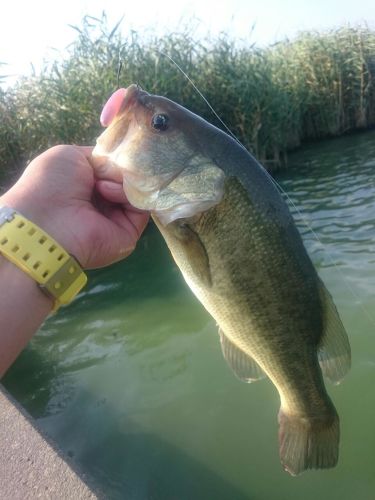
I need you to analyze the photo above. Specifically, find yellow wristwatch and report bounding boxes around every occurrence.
[0,206,87,311]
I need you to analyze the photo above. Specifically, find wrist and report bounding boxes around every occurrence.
[0,253,53,377]
[0,253,54,311]
[0,202,87,310]
[0,185,81,263]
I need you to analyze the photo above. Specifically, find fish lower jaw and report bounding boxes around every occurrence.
[91,151,125,183]
[152,203,205,226]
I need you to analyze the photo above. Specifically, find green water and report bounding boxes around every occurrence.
[3,131,375,500]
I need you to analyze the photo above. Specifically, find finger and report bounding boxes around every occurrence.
[94,187,150,237]
[123,209,150,237]
[95,180,149,215]
[89,152,106,169]
[95,180,128,204]
[93,207,149,265]
[74,145,95,159]
[90,157,124,182]
[110,206,150,241]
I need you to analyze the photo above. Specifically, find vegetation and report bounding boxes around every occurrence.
[1,15,375,183]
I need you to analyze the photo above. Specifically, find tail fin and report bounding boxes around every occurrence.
[278,408,339,476]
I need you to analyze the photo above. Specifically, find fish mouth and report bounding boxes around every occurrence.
[123,176,215,224]
[97,84,149,132]
[92,84,226,225]
[122,163,188,212]
[93,83,185,204]
[116,84,149,117]
[93,84,149,152]
[92,85,147,181]
[123,159,226,226]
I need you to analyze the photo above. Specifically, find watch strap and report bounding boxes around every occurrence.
[0,206,87,310]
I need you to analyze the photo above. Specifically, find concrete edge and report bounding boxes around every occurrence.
[0,384,103,499]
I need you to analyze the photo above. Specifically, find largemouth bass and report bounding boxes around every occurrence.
[92,85,351,475]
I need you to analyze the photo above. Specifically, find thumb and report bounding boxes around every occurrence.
[96,180,127,204]
[90,156,124,183]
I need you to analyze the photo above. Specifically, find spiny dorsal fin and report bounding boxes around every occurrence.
[317,279,351,384]
[219,328,266,383]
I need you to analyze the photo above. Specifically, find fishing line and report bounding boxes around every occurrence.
[116,60,122,89]
[158,50,375,327]
[154,50,244,148]
[271,176,375,328]
[116,40,128,89]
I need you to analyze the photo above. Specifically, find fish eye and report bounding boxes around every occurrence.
[151,113,169,131]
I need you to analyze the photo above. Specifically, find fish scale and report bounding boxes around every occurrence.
[93,84,351,475]
[154,177,327,407]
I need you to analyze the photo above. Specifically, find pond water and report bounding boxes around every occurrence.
[3,131,375,500]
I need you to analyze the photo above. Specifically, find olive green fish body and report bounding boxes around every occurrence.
[93,85,351,475]
[154,175,331,410]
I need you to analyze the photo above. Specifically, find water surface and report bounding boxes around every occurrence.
[3,131,375,499]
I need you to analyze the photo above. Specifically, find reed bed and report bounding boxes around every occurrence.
[1,15,375,182]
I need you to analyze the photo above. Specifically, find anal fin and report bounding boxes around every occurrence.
[317,279,351,384]
[219,328,266,383]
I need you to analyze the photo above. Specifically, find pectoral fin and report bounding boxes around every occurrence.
[317,279,351,384]
[219,328,266,383]
[172,222,212,287]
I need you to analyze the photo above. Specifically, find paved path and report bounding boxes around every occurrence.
[0,385,100,499]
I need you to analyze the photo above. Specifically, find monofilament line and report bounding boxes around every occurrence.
[155,50,244,148]
[158,50,375,328]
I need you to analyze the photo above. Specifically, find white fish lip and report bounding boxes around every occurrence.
[122,167,186,211]
[123,177,160,211]
[123,176,222,224]
[90,151,182,211]
[124,165,226,225]
[153,198,223,226]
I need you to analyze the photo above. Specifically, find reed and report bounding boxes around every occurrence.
[1,15,375,181]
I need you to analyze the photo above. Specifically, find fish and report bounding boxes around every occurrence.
[92,84,351,475]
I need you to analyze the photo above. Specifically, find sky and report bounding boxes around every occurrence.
[1,0,375,86]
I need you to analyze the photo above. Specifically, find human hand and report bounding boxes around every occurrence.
[0,145,150,269]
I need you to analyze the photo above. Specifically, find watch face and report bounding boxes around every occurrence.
[0,206,16,226]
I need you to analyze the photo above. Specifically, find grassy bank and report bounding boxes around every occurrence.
[1,15,375,182]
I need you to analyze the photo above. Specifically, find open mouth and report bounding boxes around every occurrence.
[92,86,143,181]
[122,166,190,212]
[92,85,225,225]
[93,84,184,207]
[99,88,127,127]
[99,84,148,127]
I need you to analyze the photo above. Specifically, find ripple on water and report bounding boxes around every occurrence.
[3,130,375,500]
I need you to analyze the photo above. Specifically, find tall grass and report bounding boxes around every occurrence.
[1,15,375,182]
